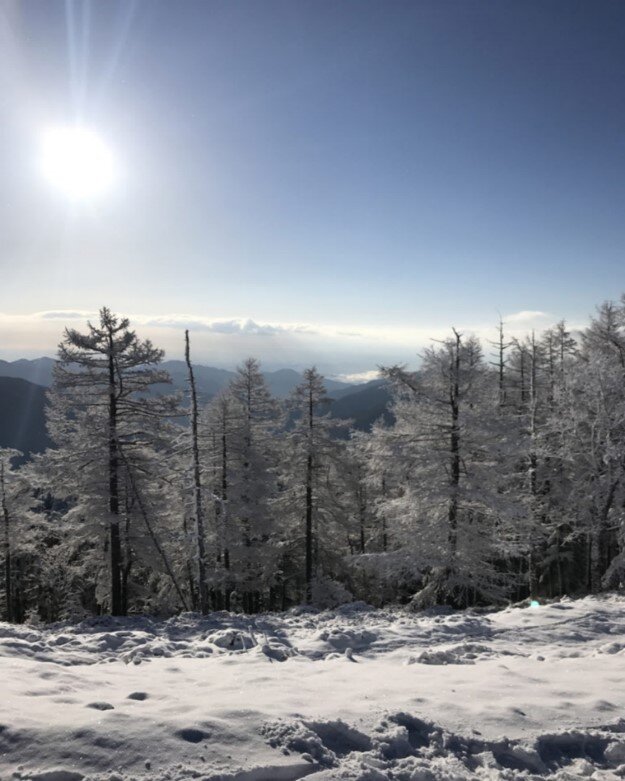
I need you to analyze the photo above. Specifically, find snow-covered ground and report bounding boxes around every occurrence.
[2,595,625,781]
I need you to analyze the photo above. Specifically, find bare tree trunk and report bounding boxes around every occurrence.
[495,318,509,407]
[1,462,13,623]
[556,528,564,595]
[181,513,197,609]
[591,479,619,592]
[185,330,209,614]
[107,334,123,616]
[305,385,314,602]
[359,486,366,554]
[210,407,231,610]
[221,416,230,570]
[121,451,189,611]
[527,332,539,598]
[305,454,313,601]
[448,330,461,566]
[121,488,134,616]
[381,476,388,552]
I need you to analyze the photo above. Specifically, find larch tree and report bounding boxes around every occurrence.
[184,330,209,613]
[536,321,578,596]
[381,332,517,607]
[201,390,242,609]
[0,449,35,622]
[45,307,176,616]
[11,295,625,618]
[227,358,279,611]
[488,318,512,407]
[564,301,625,591]
[501,334,553,599]
[278,367,348,603]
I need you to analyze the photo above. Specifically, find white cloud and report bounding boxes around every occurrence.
[140,315,317,336]
[503,310,551,324]
[38,310,97,320]
[332,369,381,384]
[0,309,588,371]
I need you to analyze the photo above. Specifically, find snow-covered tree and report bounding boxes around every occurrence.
[200,390,243,609]
[183,330,209,613]
[43,307,178,615]
[553,303,625,592]
[226,358,280,611]
[381,332,519,607]
[0,450,37,622]
[276,367,349,603]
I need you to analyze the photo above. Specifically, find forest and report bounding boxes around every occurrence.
[2,297,625,623]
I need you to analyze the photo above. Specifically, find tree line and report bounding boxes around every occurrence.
[2,298,625,621]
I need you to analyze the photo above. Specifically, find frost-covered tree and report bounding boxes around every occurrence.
[488,318,512,407]
[554,302,625,592]
[557,355,625,592]
[0,449,36,622]
[200,391,243,609]
[227,358,280,611]
[277,367,348,603]
[381,332,518,607]
[44,307,177,616]
[359,417,397,555]
[183,330,209,613]
[533,321,578,596]
[10,297,625,618]
[507,333,550,597]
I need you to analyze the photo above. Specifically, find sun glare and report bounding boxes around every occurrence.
[41,126,116,199]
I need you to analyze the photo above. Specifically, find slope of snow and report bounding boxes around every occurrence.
[2,595,625,780]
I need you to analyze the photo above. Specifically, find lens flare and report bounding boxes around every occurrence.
[41,126,116,199]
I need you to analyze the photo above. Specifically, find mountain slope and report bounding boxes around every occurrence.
[328,380,393,432]
[0,361,389,445]
[0,357,355,400]
[0,357,55,387]
[0,377,51,455]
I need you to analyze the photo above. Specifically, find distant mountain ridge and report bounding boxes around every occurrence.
[0,377,52,457]
[0,357,354,399]
[328,380,393,432]
[0,357,56,387]
[0,359,391,455]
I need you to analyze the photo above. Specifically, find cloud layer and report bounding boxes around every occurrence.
[0,309,584,371]
[142,316,316,336]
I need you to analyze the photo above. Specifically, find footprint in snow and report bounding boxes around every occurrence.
[127,691,149,700]
[175,727,211,743]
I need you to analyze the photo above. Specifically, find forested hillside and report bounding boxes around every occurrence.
[0,377,51,458]
[2,298,625,622]
[0,360,376,453]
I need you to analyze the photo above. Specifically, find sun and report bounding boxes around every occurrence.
[41,126,117,199]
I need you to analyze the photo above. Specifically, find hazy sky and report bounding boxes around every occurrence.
[1,1,624,374]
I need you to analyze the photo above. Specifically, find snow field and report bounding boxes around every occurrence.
[2,595,625,780]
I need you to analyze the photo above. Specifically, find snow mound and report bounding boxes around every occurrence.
[3,594,625,780]
[407,642,518,665]
[266,712,625,780]
[313,628,378,654]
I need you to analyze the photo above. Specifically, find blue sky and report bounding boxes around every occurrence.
[1,1,624,374]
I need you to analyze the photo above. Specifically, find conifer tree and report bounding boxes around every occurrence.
[227,358,279,610]
[46,307,175,615]
[201,391,242,609]
[381,332,517,607]
[184,330,209,613]
[0,449,33,622]
[278,367,347,602]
